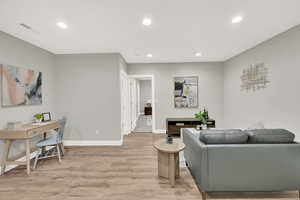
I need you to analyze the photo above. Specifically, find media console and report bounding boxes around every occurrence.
[166,118,215,136]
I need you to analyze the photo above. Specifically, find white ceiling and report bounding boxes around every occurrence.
[0,0,300,63]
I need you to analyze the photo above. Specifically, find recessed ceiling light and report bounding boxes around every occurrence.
[232,16,243,24]
[143,18,152,26]
[146,53,153,58]
[195,52,202,57]
[56,22,68,29]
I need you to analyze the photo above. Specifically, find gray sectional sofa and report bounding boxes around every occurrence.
[182,128,300,199]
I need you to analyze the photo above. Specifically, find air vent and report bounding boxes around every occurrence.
[20,23,32,30]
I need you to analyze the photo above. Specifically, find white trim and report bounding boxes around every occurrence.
[64,140,123,146]
[120,71,131,136]
[137,81,141,115]
[128,74,156,133]
[128,78,139,132]
[133,117,138,130]
[153,129,166,134]
[151,76,156,131]
[0,146,55,174]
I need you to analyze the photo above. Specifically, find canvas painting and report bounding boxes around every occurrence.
[1,64,42,106]
[174,76,198,108]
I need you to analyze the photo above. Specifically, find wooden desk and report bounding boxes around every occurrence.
[0,121,60,175]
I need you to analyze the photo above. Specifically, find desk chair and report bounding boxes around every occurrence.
[33,117,67,169]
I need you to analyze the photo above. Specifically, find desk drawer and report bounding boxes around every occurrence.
[27,130,40,138]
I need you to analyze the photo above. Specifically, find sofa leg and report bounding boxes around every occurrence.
[200,190,207,200]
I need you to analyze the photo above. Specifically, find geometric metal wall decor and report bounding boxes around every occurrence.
[240,63,270,92]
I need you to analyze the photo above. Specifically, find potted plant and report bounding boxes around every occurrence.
[194,110,208,130]
[34,113,43,123]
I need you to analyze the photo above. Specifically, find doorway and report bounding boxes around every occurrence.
[128,75,155,133]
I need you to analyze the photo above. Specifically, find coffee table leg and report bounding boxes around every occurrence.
[175,152,180,178]
[169,153,175,187]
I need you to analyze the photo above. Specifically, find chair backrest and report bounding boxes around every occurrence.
[56,116,67,143]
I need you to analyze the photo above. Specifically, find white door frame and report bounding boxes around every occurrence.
[120,70,129,136]
[128,74,156,132]
[129,78,138,131]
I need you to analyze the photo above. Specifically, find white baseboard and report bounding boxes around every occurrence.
[153,129,167,134]
[64,140,123,146]
[0,146,55,174]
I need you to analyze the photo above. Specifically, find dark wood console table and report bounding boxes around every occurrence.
[144,107,152,115]
[166,118,215,136]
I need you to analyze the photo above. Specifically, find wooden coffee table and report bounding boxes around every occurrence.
[153,139,185,187]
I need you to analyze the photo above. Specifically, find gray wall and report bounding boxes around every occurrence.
[0,31,56,160]
[139,80,152,112]
[55,54,122,141]
[224,25,300,140]
[1,20,300,159]
[128,63,224,130]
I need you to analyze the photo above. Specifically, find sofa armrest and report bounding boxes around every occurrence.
[182,128,209,190]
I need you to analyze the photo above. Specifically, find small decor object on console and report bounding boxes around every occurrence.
[42,112,51,122]
[240,63,269,92]
[174,76,198,108]
[195,109,209,130]
[1,64,42,106]
[166,135,173,144]
[34,113,43,123]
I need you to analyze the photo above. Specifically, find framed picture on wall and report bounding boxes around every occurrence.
[174,76,198,108]
[42,112,51,122]
[0,64,42,107]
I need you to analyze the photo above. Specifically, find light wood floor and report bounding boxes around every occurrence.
[0,133,298,200]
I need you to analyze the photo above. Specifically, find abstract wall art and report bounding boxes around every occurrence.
[241,63,270,92]
[1,64,42,106]
[174,76,198,108]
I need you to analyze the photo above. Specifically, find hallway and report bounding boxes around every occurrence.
[133,114,152,132]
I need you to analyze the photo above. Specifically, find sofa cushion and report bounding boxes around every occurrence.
[199,129,248,144]
[246,129,295,144]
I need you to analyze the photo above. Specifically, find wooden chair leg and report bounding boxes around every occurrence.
[56,144,61,163]
[33,148,40,169]
[60,143,65,156]
[25,139,31,175]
